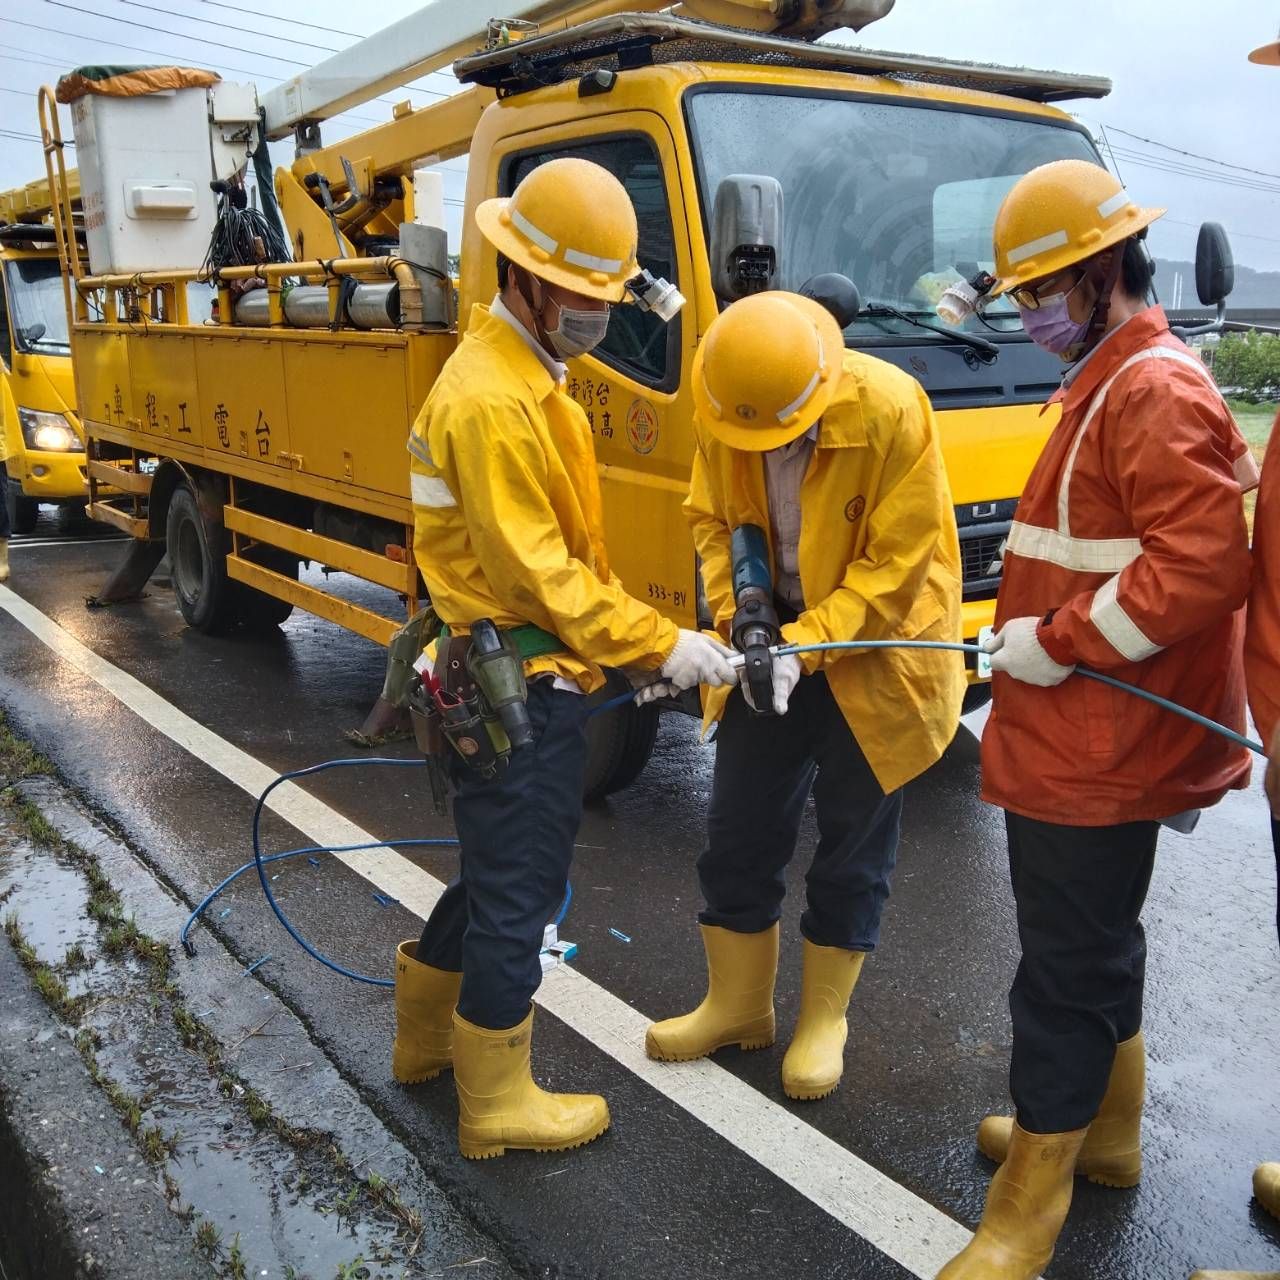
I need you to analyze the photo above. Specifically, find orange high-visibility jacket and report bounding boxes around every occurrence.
[1245,410,1280,748]
[982,307,1256,826]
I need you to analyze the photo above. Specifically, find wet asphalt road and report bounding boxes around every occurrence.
[1,515,1279,1280]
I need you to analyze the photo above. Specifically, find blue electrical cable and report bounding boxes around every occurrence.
[179,837,458,959]
[187,639,1263,987]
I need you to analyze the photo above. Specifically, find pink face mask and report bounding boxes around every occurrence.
[1016,277,1089,359]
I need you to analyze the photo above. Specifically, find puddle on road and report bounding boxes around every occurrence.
[0,842,98,964]
[0,837,440,1280]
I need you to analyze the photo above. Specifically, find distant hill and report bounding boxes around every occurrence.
[1155,258,1280,313]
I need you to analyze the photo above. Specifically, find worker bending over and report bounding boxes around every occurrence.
[938,160,1258,1280]
[391,158,735,1159]
[645,290,964,1102]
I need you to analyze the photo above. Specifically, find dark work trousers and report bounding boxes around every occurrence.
[698,673,903,951]
[1005,811,1158,1135]
[0,478,10,540]
[1273,818,1280,947]
[415,680,588,1030]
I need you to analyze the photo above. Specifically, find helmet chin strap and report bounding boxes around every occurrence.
[512,265,559,358]
[1065,244,1126,365]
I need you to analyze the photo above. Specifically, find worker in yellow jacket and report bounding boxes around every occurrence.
[392,157,736,1159]
[646,290,965,1101]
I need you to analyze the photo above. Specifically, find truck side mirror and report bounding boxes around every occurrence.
[1195,222,1234,307]
[799,273,861,328]
[710,174,783,303]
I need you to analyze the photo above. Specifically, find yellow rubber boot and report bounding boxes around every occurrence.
[0,539,9,584]
[391,940,461,1084]
[1257,1163,1280,1221]
[977,1031,1144,1187]
[452,1008,610,1159]
[781,940,865,1101]
[645,923,778,1062]
[937,1123,1087,1280]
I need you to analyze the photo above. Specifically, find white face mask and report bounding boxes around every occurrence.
[546,303,611,359]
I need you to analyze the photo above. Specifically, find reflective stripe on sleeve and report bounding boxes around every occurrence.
[1088,572,1163,661]
[1235,449,1262,493]
[411,472,456,509]
[406,433,433,466]
[1006,521,1143,574]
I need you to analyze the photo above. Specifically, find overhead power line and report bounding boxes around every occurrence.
[123,0,344,55]
[1162,216,1280,248]
[1103,124,1280,183]
[1,15,420,126]
[1106,146,1280,196]
[45,0,450,101]
[0,51,65,71]
[0,126,72,145]
[198,0,456,81]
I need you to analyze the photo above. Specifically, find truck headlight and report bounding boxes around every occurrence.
[17,408,80,453]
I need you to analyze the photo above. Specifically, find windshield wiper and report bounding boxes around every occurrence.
[860,302,999,365]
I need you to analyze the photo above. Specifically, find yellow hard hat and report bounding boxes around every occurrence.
[475,157,640,303]
[693,291,845,452]
[991,159,1165,297]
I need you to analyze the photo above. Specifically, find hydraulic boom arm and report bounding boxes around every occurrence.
[260,0,895,139]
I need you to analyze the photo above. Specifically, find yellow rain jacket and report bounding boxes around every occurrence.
[408,304,679,692]
[685,350,965,793]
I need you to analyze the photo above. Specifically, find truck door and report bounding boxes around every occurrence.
[494,115,700,628]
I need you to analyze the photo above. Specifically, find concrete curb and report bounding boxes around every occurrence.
[0,770,514,1279]
[0,932,218,1280]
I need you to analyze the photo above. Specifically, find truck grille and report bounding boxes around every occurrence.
[955,499,1019,602]
[961,532,1006,588]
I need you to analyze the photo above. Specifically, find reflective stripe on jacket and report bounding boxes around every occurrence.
[685,349,966,794]
[407,304,678,692]
[982,306,1254,825]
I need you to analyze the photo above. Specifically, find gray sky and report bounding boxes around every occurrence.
[2,0,1278,271]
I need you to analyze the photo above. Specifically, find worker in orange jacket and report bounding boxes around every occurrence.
[937,159,1257,1280]
[1185,29,1280,1280]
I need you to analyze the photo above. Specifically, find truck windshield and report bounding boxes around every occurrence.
[4,257,71,355]
[686,90,1101,340]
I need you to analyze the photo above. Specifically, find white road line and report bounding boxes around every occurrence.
[9,537,130,550]
[0,583,975,1278]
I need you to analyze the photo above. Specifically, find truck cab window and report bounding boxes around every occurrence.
[506,134,679,389]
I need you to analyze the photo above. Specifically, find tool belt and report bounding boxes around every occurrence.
[407,619,562,814]
[437,622,565,661]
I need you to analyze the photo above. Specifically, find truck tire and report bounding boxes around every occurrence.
[6,485,39,536]
[961,682,992,715]
[165,483,240,634]
[56,501,89,532]
[232,546,297,630]
[582,669,660,803]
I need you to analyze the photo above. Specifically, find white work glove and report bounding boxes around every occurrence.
[743,651,803,716]
[632,676,673,706]
[659,629,738,692]
[983,616,1074,688]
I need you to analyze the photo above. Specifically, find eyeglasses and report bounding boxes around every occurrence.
[1009,270,1083,311]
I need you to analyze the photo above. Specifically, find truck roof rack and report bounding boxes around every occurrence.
[0,169,82,227]
[454,13,1111,104]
